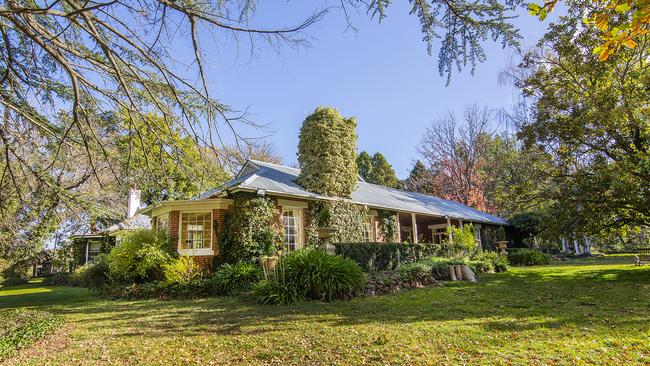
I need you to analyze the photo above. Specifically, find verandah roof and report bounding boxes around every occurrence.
[195,160,508,226]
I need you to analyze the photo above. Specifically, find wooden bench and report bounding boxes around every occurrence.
[635,248,650,266]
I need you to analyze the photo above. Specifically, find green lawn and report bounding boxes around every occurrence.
[2,255,649,365]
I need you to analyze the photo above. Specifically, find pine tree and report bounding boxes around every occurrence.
[402,160,435,194]
[357,151,374,182]
[368,153,399,188]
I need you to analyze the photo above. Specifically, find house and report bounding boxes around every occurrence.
[71,189,151,265]
[139,159,508,269]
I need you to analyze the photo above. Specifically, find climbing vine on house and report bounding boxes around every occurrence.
[305,200,367,246]
[71,236,115,268]
[378,210,399,242]
[297,107,358,198]
[219,193,284,263]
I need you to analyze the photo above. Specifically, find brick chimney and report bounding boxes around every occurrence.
[127,188,141,218]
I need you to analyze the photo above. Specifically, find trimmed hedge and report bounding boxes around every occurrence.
[0,310,63,360]
[333,242,442,272]
[508,249,553,266]
[99,278,215,300]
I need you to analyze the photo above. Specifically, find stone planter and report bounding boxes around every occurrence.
[497,241,509,257]
[316,227,337,255]
[260,256,277,279]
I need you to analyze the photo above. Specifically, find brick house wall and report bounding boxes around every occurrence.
[169,210,180,254]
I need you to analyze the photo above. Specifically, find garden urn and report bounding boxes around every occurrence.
[497,241,509,257]
[316,227,337,255]
[260,256,277,277]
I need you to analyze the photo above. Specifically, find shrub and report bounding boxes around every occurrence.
[211,262,263,295]
[422,257,467,280]
[469,259,495,274]
[69,254,110,288]
[334,242,441,271]
[106,229,172,283]
[507,249,553,266]
[0,310,63,360]
[42,272,71,286]
[283,249,365,301]
[444,224,479,257]
[100,278,214,300]
[252,279,306,305]
[472,251,509,272]
[253,249,365,304]
[1,276,28,287]
[398,262,433,281]
[163,255,202,285]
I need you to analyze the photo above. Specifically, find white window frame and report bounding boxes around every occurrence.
[178,211,214,256]
[428,224,448,245]
[282,208,303,252]
[364,215,376,242]
[86,241,101,263]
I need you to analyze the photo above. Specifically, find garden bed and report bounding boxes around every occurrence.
[363,270,439,296]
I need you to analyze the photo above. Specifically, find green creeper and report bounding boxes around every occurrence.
[297,107,358,198]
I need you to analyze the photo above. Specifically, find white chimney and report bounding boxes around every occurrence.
[127,188,141,218]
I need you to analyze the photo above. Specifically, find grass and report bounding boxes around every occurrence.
[1,255,649,365]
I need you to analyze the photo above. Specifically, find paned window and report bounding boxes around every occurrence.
[180,212,212,250]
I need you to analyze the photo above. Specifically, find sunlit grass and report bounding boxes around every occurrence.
[1,255,649,365]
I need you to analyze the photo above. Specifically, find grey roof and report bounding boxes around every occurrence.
[202,160,508,226]
[72,214,151,238]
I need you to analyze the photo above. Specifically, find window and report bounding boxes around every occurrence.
[430,225,448,245]
[363,217,374,242]
[282,210,302,252]
[87,241,101,263]
[180,212,211,250]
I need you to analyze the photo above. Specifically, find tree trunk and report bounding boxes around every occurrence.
[454,265,463,281]
[461,265,477,282]
[584,235,592,255]
[449,266,457,281]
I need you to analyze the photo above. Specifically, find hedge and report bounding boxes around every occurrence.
[507,248,553,266]
[333,242,442,272]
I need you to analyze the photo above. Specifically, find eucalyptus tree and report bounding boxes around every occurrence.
[512,7,650,233]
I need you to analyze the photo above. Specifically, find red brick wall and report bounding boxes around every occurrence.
[169,210,180,253]
[192,256,214,271]
[212,209,227,257]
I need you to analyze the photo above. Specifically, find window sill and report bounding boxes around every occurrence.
[178,248,214,256]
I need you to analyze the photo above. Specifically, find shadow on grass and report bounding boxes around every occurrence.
[2,265,649,340]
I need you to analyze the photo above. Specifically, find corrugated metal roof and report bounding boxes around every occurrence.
[203,160,508,225]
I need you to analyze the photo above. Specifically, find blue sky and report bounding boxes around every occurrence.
[194,2,553,179]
